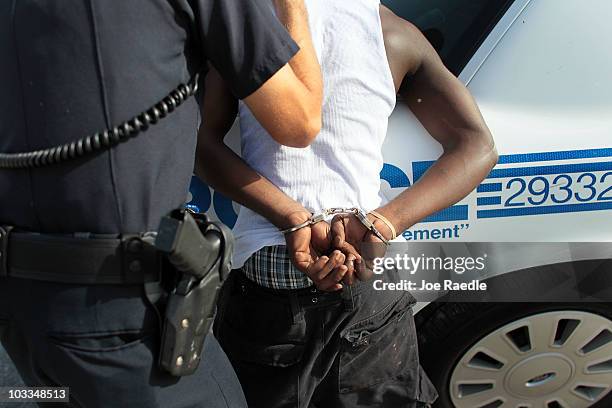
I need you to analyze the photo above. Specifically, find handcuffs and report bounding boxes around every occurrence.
[279,207,392,245]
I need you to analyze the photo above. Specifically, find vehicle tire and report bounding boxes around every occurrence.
[417,302,612,408]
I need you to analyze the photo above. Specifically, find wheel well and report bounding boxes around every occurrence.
[415,257,612,327]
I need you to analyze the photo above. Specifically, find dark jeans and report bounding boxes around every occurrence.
[0,276,247,408]
[214,270,438,408]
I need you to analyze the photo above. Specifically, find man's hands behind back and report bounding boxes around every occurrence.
[284,212,363,291]
[284,211,394,291]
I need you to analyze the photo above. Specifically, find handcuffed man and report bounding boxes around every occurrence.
[197,0,498,406]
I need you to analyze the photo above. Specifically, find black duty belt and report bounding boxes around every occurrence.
[0,226,161,285]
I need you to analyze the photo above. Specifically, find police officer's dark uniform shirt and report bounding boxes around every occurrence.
[0,0,299,234]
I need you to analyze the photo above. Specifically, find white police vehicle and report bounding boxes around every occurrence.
[189,1,612,407]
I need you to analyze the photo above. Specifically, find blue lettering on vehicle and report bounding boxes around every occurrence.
[476,149,612,219]
[412,147,612,220]
[187,147,612,226]
[187,176,237,227]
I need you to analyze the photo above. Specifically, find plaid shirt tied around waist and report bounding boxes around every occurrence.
[242,245,313,290]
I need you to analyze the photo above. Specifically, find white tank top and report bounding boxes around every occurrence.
[232,0,397,268]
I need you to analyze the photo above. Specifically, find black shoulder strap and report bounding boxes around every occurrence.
[0,74,199,169]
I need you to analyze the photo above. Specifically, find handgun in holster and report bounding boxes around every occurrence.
[154,209,233,376]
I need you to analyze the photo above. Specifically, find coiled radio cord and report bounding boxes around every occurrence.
[0,75,199,169]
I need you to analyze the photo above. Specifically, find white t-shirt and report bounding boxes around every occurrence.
[232,0,397,268]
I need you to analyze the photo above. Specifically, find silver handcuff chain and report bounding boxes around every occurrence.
[279,207,390,245]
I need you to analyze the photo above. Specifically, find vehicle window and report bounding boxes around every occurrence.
[382,0,515,75]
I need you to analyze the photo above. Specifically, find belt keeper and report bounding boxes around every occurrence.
[121,234,151,282]
[0,226,14,278]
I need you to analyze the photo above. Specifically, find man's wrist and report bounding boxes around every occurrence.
[278,208,312,230]
[366,215,394,242]
[372,206,415,237]
[369,211,397,240]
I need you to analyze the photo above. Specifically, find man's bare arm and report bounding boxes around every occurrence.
[195,68,309,230]
[243,0,323,148]
[374,7,498,234]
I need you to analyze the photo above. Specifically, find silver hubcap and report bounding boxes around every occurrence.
[450,311,612,408]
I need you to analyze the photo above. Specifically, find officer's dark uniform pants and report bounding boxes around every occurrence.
[214,270,439,408]
[0,276,247,408]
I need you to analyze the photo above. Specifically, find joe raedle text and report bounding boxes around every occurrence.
[373,279,487,292]
[371,253,489,292]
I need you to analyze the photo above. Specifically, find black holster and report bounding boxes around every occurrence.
[154,209,233,376]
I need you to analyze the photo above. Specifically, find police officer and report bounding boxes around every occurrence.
[0,0,322,407]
